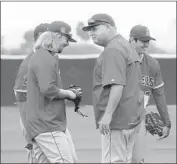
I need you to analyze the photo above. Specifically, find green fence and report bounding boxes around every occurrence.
[1,57,176,106]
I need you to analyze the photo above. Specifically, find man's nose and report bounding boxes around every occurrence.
[143,41,149,47]
[90,30,94,36]
[64,41,69,47]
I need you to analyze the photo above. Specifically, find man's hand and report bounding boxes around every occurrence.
[145,111,171,139]
[158,126,170,140]
[98,113,112,135]
[66,85,82,100]
[66,85,88,117]
[67,90,77,99]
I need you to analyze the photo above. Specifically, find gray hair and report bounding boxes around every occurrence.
[33,31,62,52]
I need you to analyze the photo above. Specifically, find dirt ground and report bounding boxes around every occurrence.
[1,105,176,163]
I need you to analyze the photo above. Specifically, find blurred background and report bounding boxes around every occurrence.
[1,2,176,55]
[1,2,176,163]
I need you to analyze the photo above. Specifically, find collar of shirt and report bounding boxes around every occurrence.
[105,34,122,48]
[139,54,144,64]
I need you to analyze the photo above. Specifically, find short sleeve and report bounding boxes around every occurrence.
[102,48,126,87]
[32,51,60,100]
[153,61,164,89]
[14,65,28,90]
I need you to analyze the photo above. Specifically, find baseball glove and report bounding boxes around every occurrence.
[145,111,165,137]
[67,85,88,117]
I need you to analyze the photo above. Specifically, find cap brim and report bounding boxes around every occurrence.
[68,37,77,42]
[66,34,77,42]
[139,36,156,41]
[82,23,102,31]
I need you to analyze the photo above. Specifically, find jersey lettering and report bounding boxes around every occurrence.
[141,75,154,88]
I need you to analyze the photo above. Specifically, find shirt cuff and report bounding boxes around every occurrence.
[153,82,164,89]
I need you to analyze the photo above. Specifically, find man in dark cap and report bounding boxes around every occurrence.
[129,25,171,163]
[82,14,144,163]
[14,23,50,163]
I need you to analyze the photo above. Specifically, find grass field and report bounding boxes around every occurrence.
[1,105,176,163]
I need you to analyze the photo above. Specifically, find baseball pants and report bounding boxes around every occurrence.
[34,128,78,163]
[18,101,45,163]
[131,94,150,163]
[132,117,148,163]
[20,116,49,163]
[101,123,141,163]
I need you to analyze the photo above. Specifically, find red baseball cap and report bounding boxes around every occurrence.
[130,25,156,41]
[49,21,77,42]
[82,13,115,31]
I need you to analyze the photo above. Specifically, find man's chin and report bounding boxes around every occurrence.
[93,40,102,46]
[92,38,98,43]
[139,50,148,55]
[143,51,148,55]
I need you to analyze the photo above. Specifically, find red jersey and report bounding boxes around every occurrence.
[140,54,164,107]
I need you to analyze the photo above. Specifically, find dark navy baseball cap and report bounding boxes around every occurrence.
[130,25,156,41]
[49,21,77,42]
[33,23,50,41]
[82,13,115,31]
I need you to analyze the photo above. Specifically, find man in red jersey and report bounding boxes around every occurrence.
[25,21,79,163]
[14,23,50,163]
[82,13,144,163]
[129,25,171,163]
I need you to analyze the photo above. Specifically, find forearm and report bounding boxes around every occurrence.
[105,84,124,116]
[152,86,171,128]
[57,89,71,99]
[43,86,70,100]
